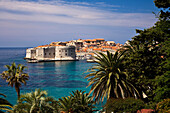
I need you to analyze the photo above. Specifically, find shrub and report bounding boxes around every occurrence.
[156,98,170,113]
[105,98,144,113]
[144,101,157,109]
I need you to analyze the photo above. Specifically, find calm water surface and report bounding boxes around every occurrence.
[0,48,94,105]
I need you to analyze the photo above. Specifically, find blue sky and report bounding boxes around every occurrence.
[0,0,159,47]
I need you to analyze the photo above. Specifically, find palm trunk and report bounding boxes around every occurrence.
[15,85,20,99]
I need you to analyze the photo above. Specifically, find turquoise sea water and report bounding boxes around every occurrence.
[0,48,96,106]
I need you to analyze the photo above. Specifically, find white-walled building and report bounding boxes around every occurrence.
[25,46,76,62]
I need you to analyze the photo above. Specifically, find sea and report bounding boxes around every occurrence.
[0,48,100,107]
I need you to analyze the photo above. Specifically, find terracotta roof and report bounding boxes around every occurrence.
[93,48,102,51]
[96,38,104,41]
[102,49,108,52]
[89,53,94,56]
[37,45,49,48]
[112,47,118,49]
[91,39,97,41]
[84,39,92,41]
[101,46,112,48]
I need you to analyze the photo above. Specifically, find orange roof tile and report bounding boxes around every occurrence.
[93,48,102,51]
[85,39,92,41]
[102,49,108,52]
[101,46,112,48]
[37,45,49,48]
[89,53,94,56]
[96,38,105,41]
[112,48,117,51]
[91,39,97,41]
[112,47,118,49]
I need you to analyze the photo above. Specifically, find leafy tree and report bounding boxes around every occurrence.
[156,98,170,113]
[0,93,13,113]
[1,62,29,99]
[122,38,163,101]
[85,51,140,103]
[154,37,170,102]
[105,98,144,113]
[154,0,170,20]
[12,89,58,113]
[122,0,170,102]
[154,0,170,8]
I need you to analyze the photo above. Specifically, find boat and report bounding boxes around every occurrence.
[27,59,39,63]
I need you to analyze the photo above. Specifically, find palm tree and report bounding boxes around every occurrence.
[58,96,73,113]
[70,90,95,113]
[1,62,29,99]
[13,89,58,113]
[0,93,13,113]
[58,90,95,113]
[85,51,140,103]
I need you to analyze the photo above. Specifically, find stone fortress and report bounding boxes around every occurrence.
[25,38,123,62]
[25,46,76,62]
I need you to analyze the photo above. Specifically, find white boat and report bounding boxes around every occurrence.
[27,59,39,63]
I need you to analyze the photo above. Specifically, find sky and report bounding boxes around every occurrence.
[0,0,160,47]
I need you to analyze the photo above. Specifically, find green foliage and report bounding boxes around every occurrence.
[12,89,58,113]
[0,93,13,113]
[154,0,170,8]
[1,62,29,99]
[105,98,144,113]
[58,90,95,113]
[85,51,140,103]
[144,101,157,110]
[156,98,170,113]
[154,0,170,20]
[70,90,95,113]
[154,36,170,102]
[58,96,73,112]
[122,10,170,102]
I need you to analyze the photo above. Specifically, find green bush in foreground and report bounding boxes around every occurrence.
[105,98,144,113]
[156,98,170,113]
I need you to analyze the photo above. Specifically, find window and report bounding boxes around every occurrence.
[49,53,51,55]
[59,50,61,52]
[45,53,46,55]
[65,50,67,52]
[65,53,67,56]
[53,53,55,55]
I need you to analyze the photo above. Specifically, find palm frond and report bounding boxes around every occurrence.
[85,51,140,103]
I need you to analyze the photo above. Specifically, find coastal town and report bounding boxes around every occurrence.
[25,38,124,62]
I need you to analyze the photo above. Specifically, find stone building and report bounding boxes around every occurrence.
[25,46,76,62]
